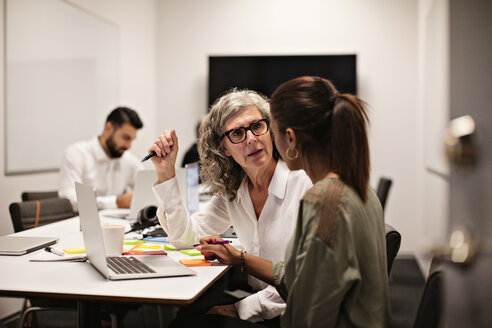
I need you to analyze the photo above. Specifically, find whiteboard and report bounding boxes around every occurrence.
[5,0,119,174]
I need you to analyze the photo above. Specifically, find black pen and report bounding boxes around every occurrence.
[141,151,156,162]
[45,246,64,256]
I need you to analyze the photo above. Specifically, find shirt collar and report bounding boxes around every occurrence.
[236,160,290,202]
[268,160,289,199]
[91,136,112,163]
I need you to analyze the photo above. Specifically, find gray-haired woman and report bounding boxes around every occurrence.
[148,89,312,324]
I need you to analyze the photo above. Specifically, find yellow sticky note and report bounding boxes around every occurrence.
[164,244,177,251]
[137,244,162,250]
[180,249,202,256]
[63,247,85,254]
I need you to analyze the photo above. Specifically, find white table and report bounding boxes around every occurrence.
[0,216,231,327]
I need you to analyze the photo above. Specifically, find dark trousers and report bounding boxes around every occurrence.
[170,314,269,328]
[174,267,280,328]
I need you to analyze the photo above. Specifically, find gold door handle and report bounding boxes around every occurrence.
[431,229,478,266]
[443,115,478,165]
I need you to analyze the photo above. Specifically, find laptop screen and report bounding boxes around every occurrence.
[129,169,158,218]
[75,182,110,277]
[185,163,199,215]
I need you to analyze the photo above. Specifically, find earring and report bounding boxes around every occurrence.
[285,148,299,160]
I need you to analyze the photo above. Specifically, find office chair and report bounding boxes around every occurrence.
[8,198,78,328]
[413,267,444,328]
[376,177,393,211]
[21,190,59,201]
[385,223,401,275]
[9,198,75,233]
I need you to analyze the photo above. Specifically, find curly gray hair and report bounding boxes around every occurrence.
[198,88,275,200]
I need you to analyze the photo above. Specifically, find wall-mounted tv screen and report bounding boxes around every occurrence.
[208,55,356,107]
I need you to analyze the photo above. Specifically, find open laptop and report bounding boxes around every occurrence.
[128,169,158,219]
[106,169,158,220]
[75,182,195,280]
[175,162,200,215]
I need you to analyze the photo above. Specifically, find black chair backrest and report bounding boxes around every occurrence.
[21,190,59,202]
[385,223,401,275]
[376,177,393,211]
[9,198,75,232]
[413,268,444,328]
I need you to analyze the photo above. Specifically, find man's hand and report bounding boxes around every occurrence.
[116,190,133,208]
[206,304,239,318]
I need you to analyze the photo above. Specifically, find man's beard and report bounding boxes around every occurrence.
[106,134,126,158]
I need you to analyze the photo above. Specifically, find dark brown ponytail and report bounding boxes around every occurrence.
[329,93,370,201]
[270,76,370,201]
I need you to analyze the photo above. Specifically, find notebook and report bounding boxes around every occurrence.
[75,182,195,280]
[0,235,58,256]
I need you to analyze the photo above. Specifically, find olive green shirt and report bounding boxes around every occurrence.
[273,178,391,328]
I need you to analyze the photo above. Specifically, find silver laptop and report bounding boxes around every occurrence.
[175,162,200,215]
[75,182,195,280]
[128,169,158,219]
[108,169,158,219]
[0,235,58,256]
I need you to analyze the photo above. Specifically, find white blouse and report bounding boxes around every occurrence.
[152,160,312,322]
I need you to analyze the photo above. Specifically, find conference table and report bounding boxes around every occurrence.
[0,212,233,327]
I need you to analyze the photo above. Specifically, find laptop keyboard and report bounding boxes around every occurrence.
[107,256,156,274]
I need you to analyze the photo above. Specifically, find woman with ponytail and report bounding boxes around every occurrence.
[175,76,390,328]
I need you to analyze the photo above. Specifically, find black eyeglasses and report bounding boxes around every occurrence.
[222,118,270,144]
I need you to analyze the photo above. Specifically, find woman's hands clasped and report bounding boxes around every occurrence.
[148,129,179,183]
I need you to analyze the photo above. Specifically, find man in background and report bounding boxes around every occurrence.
[58,107,144,211]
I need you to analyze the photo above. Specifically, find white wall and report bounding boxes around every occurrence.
[156,0,425,253]
[0,0,157,318]
[0,0,157,235]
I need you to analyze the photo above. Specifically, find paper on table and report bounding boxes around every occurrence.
[143,237,168,243]
[30,255,88,262]
[124,240,146,245]
[121,242,167,255]
[180,249,202,256]
[164,244,177,251]
[64,243,166,255]
[133,244,161,249]
[63,247,85,254]
[123,243,163,251]
[123,250,167,255]
[179,259,211,267]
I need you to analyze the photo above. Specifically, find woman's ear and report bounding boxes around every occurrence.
[285,128,297,149]
[221,141,231,157]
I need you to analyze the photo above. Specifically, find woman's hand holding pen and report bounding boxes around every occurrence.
[198,235,275,285]
[148,129,179,183]
[195,235,241,266]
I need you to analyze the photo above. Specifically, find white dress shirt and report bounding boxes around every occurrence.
[152,160,312,322]
[58,137,142,211]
